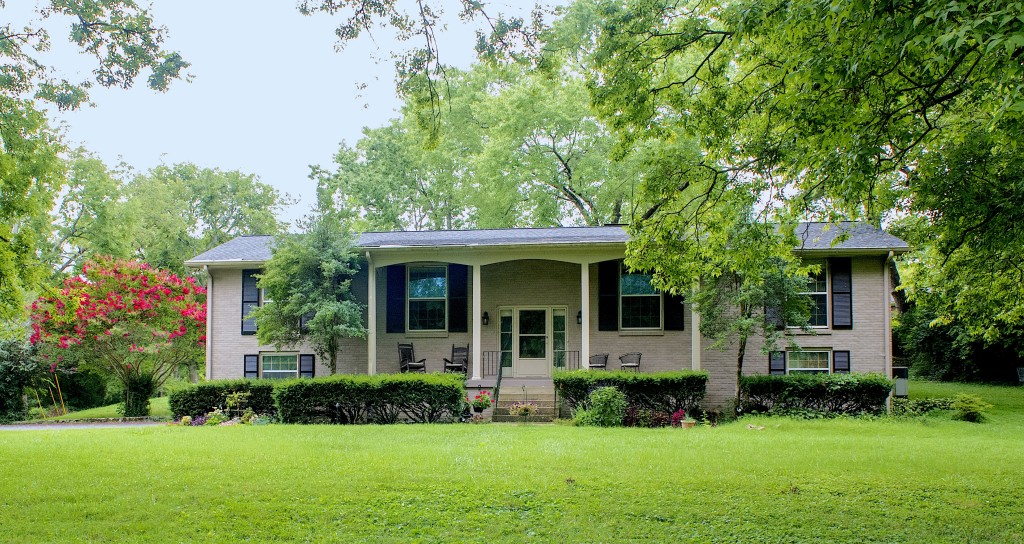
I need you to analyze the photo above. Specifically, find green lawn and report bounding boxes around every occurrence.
[42,397,171,421]
[1,382,1023,543]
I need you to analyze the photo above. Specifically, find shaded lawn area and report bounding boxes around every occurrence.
[44,397,171,421]
[1,383,1023,543]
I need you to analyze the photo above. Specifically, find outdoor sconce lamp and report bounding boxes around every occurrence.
[482,312,490,326]
[577,310,583,325]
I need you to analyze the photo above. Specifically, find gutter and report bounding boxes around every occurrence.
[883,251,895,380]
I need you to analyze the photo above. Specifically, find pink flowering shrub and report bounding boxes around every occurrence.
[29,256,206,416]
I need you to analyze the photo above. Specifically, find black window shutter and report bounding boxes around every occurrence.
[448,264,469,333]
[244,354,259,378]
[598,260,619,331]
[241,269,260,335]
[663,293,685,330]
[299,354,315,378]
[833,351,851,374]
[769,351,787,375]
[386,265,406,333]
[830,258,853,329]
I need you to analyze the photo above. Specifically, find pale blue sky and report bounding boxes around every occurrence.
[11,1,505,224]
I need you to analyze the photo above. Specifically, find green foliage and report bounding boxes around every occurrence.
[739,373,894,416]
[168,380,276,419]
[890,397,955,418]
[0,340,42,422]
[273,373,465,424]
[315,62,639,230]
[951,393,994,423]
[253,211,365,373]
[54,368,108,411]
[0,97,65,320]
[118,373,157,417]
[553,369,708,415]
[128,163,292,273]
[575,386,626,427]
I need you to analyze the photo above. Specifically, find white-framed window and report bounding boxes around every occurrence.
[787,350,831,374]
[801,260,828,328]
[260,288,272,305]
[261,353,298,379]
[407,265,447,331]
[619,265,661,329]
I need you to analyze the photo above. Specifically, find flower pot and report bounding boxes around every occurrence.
[473,406,485,413]
[681,420,696,429]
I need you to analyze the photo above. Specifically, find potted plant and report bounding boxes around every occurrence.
[470,390,493,413]
[507,400,537,422]
[672,409,696,429]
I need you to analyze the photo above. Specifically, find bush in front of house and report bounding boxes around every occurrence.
[890,396,955,417]
[553,370,708,415]
[169,380,276,419]
[574,386,628,427]
[274,373,465,424]
[739,373,893,416]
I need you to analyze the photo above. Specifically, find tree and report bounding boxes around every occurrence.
[127,163,293,273]
[252,211,366,374]
[36,150,137,278]
[0,98,64,321]
[578,0,1024,337]
[0,339,43,423]
[316,63,638,229]
[1,1,188,321]
[29,257,206,416]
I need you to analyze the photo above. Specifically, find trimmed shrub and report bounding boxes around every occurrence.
[274,373,464,424]
[951,393,993,423]
[890,396,955,417]
[169,380,276,419]
[739,373,893,416]
[553,370,708,415]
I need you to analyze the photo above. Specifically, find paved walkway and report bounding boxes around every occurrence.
[0,421,166,431]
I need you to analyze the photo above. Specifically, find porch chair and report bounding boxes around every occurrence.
[588,353,609,370]
[619,352,642,372]
[444,344,469,374]
[398,343,427,373]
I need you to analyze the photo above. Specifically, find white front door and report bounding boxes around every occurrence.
[514,308,549,378]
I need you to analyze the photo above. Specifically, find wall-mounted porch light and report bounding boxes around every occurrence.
[482,311,490,326]
[577,310,583,325]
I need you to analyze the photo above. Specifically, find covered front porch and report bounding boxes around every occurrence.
[358,238,698,386]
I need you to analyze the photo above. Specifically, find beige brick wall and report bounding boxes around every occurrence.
[207,267,368,379]
[700,256,889,407]
[207,255,890,409]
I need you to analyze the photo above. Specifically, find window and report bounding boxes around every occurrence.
[518,309,547,358]
[408,265,447,331]
[787,351,831,374]
[261,353,298,379]
[620,265,661,329]
[801,260,828,327]
[242,269,260,335]
[499,310,513,368]
[553,309,567,368]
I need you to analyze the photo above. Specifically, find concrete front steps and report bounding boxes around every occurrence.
[492,386,558,422]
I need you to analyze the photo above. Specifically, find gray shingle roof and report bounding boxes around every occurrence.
[794,222,909,252]
[185,222,907,265]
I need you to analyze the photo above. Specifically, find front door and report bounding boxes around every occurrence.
[515,308,549,377]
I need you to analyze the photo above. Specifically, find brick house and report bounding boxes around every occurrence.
[185,222,907,407]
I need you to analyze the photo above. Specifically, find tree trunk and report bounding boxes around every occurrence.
[889,260,908,314]
[736,335,747,409]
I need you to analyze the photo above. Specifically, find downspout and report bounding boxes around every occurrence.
[883,251,895,379]
[204,265,213,381]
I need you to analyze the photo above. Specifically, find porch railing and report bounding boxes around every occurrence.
[481,351,581,376]
[555,351,581,371]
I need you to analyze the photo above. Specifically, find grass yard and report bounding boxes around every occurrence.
[43,397,172,421]
[2,382,1023,543]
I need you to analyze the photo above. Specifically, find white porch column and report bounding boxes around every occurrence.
[471,264,482,380]
[690,305,701,371]
[204,266,213,380]
[580,262,590,369]
[366,252,377,375]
